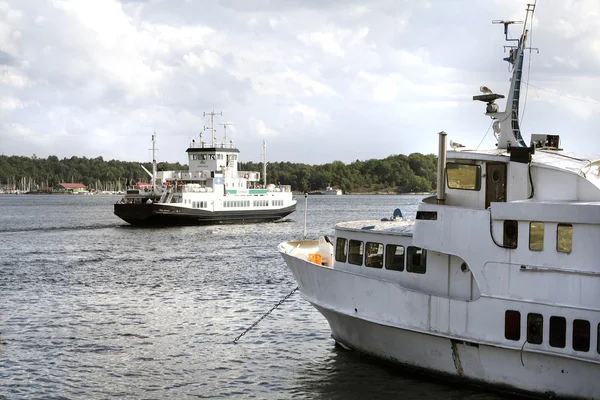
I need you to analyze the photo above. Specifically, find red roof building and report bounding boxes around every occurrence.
[54,183,88,193]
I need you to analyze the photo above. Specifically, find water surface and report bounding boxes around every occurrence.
[1,194,512,399]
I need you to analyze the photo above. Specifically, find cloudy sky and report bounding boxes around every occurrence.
[2,0,600,165]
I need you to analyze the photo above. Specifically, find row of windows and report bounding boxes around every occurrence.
[222,199,281,207]
[505,310,599,354]
[184,199,207,208]
[224,200,250,208]
[335,238,427,274]
[191,154,238,161]
[503,221,573,253]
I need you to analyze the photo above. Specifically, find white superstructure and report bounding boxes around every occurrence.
[278,5,600,398]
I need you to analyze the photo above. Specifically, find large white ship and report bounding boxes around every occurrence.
[278,4,600,399]
[114,112,296,226]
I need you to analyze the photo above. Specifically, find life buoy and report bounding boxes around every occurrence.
[244,174,249,179]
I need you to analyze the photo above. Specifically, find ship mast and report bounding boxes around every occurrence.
[219,122,233,147]
[473,2,537,150]
[152,132,157,193]
[203,110,222,147]
[262,140,267,186]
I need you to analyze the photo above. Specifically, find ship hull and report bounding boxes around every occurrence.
[114,203,296,226]
[280,251,600,400]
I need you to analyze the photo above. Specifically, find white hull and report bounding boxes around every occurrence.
[282,252,600,399]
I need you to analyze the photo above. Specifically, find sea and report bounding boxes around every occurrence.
[0,194,514,400]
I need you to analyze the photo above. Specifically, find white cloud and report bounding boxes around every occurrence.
[248,118,277,137]
[1,0,600,164]
[288,103,330,125]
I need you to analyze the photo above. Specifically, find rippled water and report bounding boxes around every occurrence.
[0,194,513,399]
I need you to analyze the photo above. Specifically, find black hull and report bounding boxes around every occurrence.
[114,203,296,226]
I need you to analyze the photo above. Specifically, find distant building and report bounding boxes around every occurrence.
[37,187,53,193]
[54,183,88,193]
[136,182,153,190]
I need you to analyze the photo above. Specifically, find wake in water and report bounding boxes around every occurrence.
[0,223,121,234]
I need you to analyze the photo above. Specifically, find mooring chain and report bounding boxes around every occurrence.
[233,286,299,344]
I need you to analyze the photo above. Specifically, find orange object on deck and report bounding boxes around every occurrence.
[308,253,322,265]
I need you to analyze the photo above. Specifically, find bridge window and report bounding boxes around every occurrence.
[527,313,543,345]
[446,163,481,190]
[348,240,363,266]
[505,310,520,341]
[549,316,566,348]
[573,319,590,352]
[385,244,405,271]
[365,242,384,269]
[503,220,518,249]
[557,223,572,253]
[406,247,426,274]
[335,238,347,263]
[529,222,544,251]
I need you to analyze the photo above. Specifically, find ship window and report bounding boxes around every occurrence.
[597,323,600,354]
[573,319,590,352]
[557,223,572,253]
[335,238,347,263]
[348,240,364,266]
[549,316,566,348]
[529,222,544,251]
[527,313,543,345]
[446,163,481,191]
[385,244,405,271]
[503,220,518,249]
[406,247,426,274]
[365,242,384,269]
[505,310,520,341]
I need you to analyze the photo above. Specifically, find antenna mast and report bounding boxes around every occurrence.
[203,110,222,147]
[474,2,537,150]
[219,122,233,146]
[262,140,267,186]
[151,132,157,193]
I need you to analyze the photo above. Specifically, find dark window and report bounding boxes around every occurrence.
[335,238,347,263]
[365,242,384,269]
[416,211,437,220]
[407,247,426,274]
[597,324,600,354]
[446,163,481,190]
[573,319,590,352]
[549,316,566,348]
[504,220,518,249]
[557,223,573,253]
[527,313,543,345]
[385,245,405,271]
[529,222,544,251]
[505,310,521,341]
[348,240,364,266]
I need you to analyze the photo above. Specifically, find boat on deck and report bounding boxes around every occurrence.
[114,113,297,226]
[278,5,600,399]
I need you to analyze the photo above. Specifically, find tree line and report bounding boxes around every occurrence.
[0,152,437,194]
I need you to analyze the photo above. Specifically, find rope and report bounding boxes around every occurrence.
[476,120,494,150]
[233,286,299,344]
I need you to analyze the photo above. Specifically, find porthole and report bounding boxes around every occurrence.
[492,170,501,182]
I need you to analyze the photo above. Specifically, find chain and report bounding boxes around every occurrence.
[233,286,299,344]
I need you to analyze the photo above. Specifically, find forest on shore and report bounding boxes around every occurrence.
[0,152,437,194]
